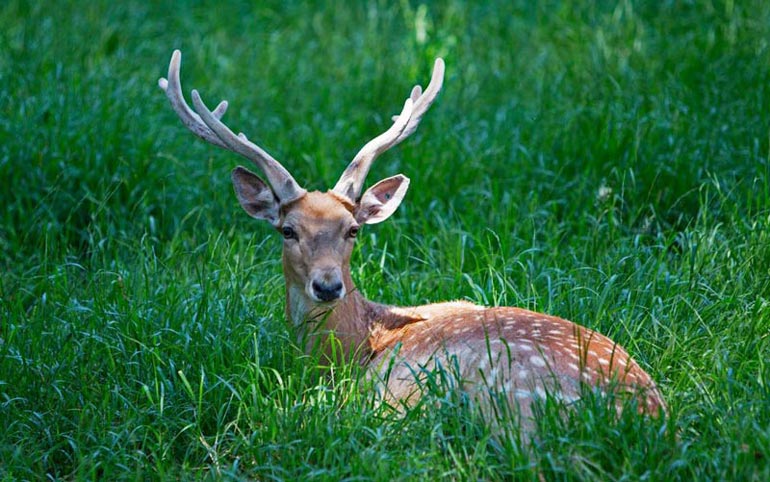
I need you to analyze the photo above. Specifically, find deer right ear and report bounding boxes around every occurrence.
[231,166,281,227]
[356,174,410,224]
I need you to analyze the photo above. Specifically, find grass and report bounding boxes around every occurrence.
[1,0,770,479]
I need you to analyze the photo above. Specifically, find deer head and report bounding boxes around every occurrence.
[159,50,444,327]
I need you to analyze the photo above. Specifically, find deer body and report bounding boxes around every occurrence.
[159,50,666,431]
[280,192,665,418]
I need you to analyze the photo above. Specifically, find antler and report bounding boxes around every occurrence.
[158,50,306,204]
[333,58,445,202]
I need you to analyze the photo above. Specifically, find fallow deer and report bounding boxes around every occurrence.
[159,50,666,432]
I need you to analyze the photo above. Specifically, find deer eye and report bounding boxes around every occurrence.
[347,226,360,239]
[281,226,298,240]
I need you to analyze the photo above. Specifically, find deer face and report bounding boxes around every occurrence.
[231,166,410,307]
[280,191,357,303]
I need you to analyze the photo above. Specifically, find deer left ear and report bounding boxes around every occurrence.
[231,166,281,227]
[355,174,410,224]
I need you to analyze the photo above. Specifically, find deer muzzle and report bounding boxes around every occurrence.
[307,267,344,303]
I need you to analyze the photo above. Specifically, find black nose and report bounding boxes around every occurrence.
[312,280,343,302]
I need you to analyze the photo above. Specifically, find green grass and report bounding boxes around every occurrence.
[2,0,770,479]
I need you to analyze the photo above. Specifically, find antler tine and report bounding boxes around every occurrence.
[392,58,445,144]
[190,90,306,204]
[159,50,306,204]
[158,50,229,148]
[332,58,445,202]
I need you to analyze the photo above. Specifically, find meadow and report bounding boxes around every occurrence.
[1,0,769,479]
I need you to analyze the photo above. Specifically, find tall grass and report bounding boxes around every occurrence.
[2,0,769,479]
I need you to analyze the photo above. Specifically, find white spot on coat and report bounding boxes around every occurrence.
[529,355,547,368]
[514,389,531,399]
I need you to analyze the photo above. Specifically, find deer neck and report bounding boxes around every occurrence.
[283,263,423,363]
[284,262,374,361]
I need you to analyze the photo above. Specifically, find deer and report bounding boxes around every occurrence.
[158,50,666,433]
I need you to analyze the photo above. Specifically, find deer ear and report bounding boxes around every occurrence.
[231,166,281,227]
[355,175,410,224]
